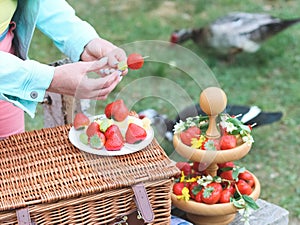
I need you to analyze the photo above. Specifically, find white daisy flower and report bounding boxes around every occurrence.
[173,120,186,134]
[225,122,238,133]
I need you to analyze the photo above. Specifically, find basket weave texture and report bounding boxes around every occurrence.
[0,125,179,224]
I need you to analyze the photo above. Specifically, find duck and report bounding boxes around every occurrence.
[170,12,300,58]
[138,104,282,142]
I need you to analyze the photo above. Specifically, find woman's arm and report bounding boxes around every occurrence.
[36,0,100,62]
[0,51,54,117]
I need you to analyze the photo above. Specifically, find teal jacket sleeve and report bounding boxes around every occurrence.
[36,0,100,62]
[0,51,54,118]
[0,0,100,118]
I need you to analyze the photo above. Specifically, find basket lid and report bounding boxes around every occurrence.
[0,125,179,211]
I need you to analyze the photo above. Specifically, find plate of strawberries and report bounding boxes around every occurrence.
[69,99,154,156]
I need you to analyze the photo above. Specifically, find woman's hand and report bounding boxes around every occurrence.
[48,57,121,100]
[81,38,128,76]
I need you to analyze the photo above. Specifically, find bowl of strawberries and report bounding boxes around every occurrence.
[171,161,261,225]
[173,87,255,172]
[172,113,254,164]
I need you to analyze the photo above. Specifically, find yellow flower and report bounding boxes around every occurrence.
[191,135,207,149]
[180,171,185,182]
[176,187,190,201]
[185,176,200,183]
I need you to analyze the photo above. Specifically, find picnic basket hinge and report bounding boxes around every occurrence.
[16,207,36,225]
[132,183,154,223]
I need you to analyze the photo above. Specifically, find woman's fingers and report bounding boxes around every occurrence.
[77,70,121,99]
[86,57,108,73]
[107,48,127,67]
[49,60,122,99]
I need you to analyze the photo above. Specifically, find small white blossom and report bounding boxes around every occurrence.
[219,120,227,129]
[237,198,246,207]
[186,116,199,127]
[220,114,230,122]
[173,120,186,134]
[197,175,213,187]
[225,122,238,133]
[242,134,254,145]
[238,209,245,215]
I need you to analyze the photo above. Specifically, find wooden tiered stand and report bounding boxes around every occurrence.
[171,87,261,225]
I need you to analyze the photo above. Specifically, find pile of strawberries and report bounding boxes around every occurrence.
[173,161,255,204]
[175,114,254,150]
[73,99,147,151]
[179,126,238,150]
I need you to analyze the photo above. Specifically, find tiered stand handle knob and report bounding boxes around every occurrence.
[199,87,227,176]
[200,87,227,139]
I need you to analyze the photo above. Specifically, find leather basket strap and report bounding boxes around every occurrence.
[132,183,154,223]
[16,207,35,225]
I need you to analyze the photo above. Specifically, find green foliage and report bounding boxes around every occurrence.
[26,0,300,221]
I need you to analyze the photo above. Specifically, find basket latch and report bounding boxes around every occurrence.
[132,183,154,223]
[16,207,35,225]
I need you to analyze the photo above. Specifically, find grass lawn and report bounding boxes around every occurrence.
[26,0,300,222]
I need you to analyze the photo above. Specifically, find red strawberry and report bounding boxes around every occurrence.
[220,134,237,150]
[220,170,234,181]
[219,188,233,203]
[127,53,144,70]
[104,125,124,151]
[238,171,255,187]
[104,102,114,119]
[173,182,185,195]
[89,131,106,150]
[73,113,90,130]
[194,189,204,203]
[111,99,129,122]
[175,162,192,176]
[125,123,147,144]
[236,179,252,195]
[86,122,100,138]
[189,181,201,200]
[218,161,235,169]
[201,182,222,204]
[192,162,200,172]
[179,126,201,146]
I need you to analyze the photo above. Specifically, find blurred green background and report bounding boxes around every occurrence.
[26,0,300,223]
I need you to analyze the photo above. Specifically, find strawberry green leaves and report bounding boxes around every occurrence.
[232,194,259,225]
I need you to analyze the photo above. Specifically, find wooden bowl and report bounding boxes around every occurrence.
[173,134,252,164]
[171,171,261,225]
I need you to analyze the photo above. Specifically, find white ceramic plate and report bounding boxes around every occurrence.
[68,115,154,156]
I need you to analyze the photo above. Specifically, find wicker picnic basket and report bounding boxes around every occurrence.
[0,124,180,224]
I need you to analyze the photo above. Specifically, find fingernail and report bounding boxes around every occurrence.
[104,69,110,75]
[100,69,104,74]
[109,69,116,73]
[99,56,108,64]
